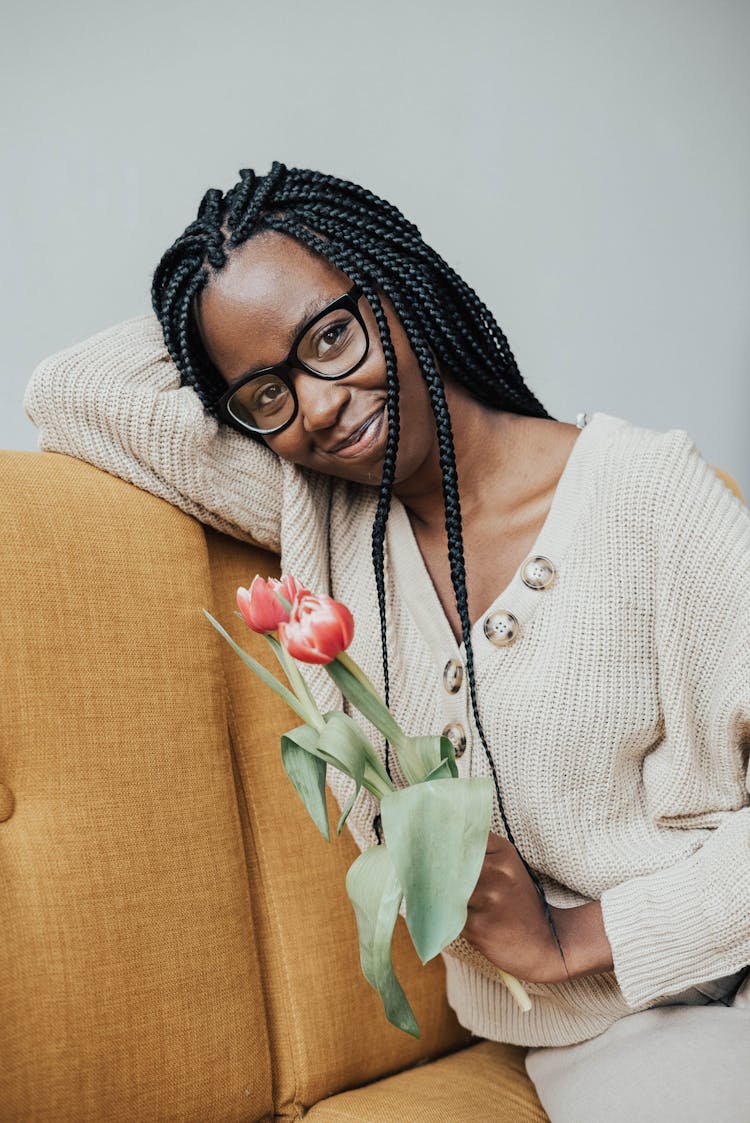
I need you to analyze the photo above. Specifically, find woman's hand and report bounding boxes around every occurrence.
[459,832,614,984]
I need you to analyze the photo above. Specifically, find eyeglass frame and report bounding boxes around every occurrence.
[216,283,369,437]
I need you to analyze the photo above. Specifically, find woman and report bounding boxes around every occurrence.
[25,162,750,1121]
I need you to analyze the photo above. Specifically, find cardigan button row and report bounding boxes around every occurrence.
[439,556,559,762]
[483,556,558,647]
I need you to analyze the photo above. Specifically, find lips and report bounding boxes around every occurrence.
[327,406,385,454]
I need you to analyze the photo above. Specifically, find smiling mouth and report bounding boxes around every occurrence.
[326,405,386,458]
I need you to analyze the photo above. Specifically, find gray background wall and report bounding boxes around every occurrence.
[3,0,749,495]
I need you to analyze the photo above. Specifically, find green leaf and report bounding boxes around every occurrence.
[280,728,330,841]
[397,733,459,784]
[321,706,395,797]
[345,845,421,1038]
[325,657,405,750]
[362,759,395,803]
[420,734,459,781]
[316,712,366,836]
[380,778,494,964]
[202,610,312,725]
[421,759,454,782]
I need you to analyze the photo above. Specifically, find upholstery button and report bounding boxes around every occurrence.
[442,722,467,759]
[483,609,520,647]
[442,659,464,694]
[0,783,15,822]
[521,555,557,591]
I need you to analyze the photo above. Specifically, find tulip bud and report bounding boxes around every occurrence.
[236,574,308,634]
[278,592,355,664]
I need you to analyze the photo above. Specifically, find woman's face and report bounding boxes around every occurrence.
[193,231,440,488]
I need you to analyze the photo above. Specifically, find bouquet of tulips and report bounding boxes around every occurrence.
[204,574,531,1037]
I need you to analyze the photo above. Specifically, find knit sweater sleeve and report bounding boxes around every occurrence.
[600,430,750,1009]
[23,314,283,552]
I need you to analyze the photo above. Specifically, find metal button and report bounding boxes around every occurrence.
[483,608,520,647]
[442,658,464,694]
[442,722,467,759]
[521,555,557,591]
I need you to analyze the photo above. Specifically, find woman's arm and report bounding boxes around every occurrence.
[24,314,284,553]
[599,430,750,1008]
[460,431,750,997]
[552,899,613,978]
[459,832,614,983]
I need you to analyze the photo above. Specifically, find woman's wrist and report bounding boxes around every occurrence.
[550,901,614,981]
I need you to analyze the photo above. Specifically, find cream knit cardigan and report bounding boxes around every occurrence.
[24,314,750,1047]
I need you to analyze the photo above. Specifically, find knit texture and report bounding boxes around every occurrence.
[24,313,750,1047]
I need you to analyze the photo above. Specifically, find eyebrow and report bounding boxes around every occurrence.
[232,292,339,385]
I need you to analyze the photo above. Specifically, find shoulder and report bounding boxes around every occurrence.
[586,414,749,584]
[583,411,744,510]
[552,412,748,588]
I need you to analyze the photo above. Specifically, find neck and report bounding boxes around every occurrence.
[392,384,534,532]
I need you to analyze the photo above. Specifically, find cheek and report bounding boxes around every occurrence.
[261,432,301,463]
[382,321,435,431]
[396,368,436,448]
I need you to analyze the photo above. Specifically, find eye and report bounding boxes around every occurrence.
[250,379,290,415]
[312,316,354,358]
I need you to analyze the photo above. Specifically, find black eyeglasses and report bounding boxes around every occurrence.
[217,284,369,436]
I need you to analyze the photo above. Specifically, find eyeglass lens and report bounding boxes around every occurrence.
[227,305,367,433]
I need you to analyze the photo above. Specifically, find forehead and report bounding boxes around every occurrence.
[195,231,352,384]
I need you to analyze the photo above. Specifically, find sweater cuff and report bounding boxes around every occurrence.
[600,815,750,1008]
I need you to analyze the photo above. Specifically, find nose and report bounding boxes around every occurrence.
[294,371,351,433]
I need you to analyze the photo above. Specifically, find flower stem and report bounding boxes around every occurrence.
[335,651,380,695]
[204,610,315,726]
[266,635,325,734]
[499,972,532,1012]
[325,657,407,752]
[362,763,396,802]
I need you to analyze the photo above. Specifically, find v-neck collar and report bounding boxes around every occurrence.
[385,411,622,667]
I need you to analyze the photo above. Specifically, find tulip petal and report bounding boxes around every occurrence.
[345,844,421,1039]
[278,592,355,663]
[380,777,494,964]
[236,586,255,630]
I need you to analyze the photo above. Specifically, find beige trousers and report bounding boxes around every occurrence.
[524,967,750,1123]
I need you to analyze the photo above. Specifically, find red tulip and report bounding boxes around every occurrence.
[236,574,308,634]
[278,592,355,664]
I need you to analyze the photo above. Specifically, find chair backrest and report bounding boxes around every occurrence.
[0,451,276,1121]
[711,465,745,503]
[0,450,470,1122]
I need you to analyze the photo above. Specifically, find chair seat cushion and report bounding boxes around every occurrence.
[304,1040,549,1122]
